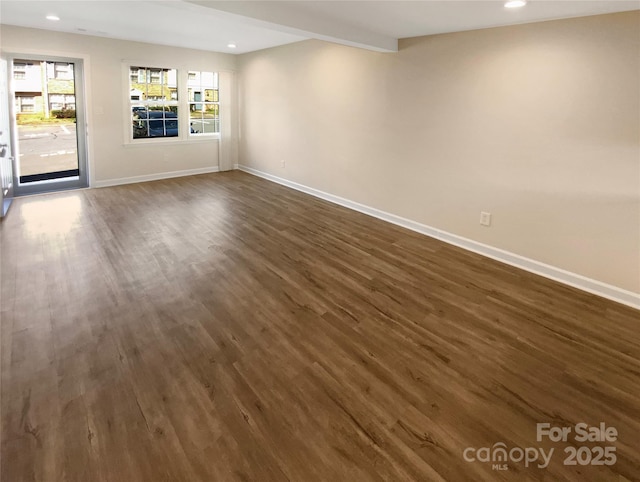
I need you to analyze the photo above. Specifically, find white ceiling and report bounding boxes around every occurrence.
[1,0,638,54]
[0,1,307,54]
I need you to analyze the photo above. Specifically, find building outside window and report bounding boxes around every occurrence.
[12,60,76,122]
[54,62,73,80]
[15,95,36,113]
[13,63,27,80]
[49,94,76,111]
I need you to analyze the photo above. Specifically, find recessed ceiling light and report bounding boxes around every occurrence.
[227,43,237,49]
[504,0,527,8]
[46,14,60,21]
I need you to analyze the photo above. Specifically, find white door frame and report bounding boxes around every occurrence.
[0,58,15,216]
[5,51,92,195]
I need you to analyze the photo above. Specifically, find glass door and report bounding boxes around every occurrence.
[1,58,15,216]
[9,55,88,195]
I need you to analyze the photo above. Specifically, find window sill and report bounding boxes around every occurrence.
[123,136,220,148]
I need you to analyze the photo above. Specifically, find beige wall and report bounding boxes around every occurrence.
[238,12,640,294]
[1,25,237,184]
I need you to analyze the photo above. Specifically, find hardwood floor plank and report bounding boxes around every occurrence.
[1,171,638,481]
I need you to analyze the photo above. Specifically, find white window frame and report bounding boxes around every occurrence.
[123,62,221,145]
[187,71,219,138]
[127,64,179,142]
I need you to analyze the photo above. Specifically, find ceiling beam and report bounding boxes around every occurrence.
[182,0,398,52]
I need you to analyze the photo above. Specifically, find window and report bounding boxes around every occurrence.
[49,94,76,112]
[129,66,178,139]
[188,71,219,135]
[15,96,36,113]
[54,62,73,80]
[149,70,162,84]
[13,62,26,80]
[43,62,74,80]
[130,68,145,83]
[126,65,220,141]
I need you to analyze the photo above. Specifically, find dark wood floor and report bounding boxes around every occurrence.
[1,171,638,481]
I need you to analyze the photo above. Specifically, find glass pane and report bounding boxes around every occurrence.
[166,69,177,89]
[189,111,204,134]
[129,66,177,102]
[133,119,149,139]
[189,103,219,134]
[132,107,179,138]
[132,105,147,116]
[14,59,79,179]
[201,71,215,87]
[164,105,178,116]
[149,69,161,84]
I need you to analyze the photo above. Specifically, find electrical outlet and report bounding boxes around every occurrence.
[480,212,492,227]
[280,160,286,168]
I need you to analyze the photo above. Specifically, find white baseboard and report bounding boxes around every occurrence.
[94,166,219,188]
[238,164,640,311]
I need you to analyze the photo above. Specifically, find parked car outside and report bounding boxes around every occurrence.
[132,109,178,138]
